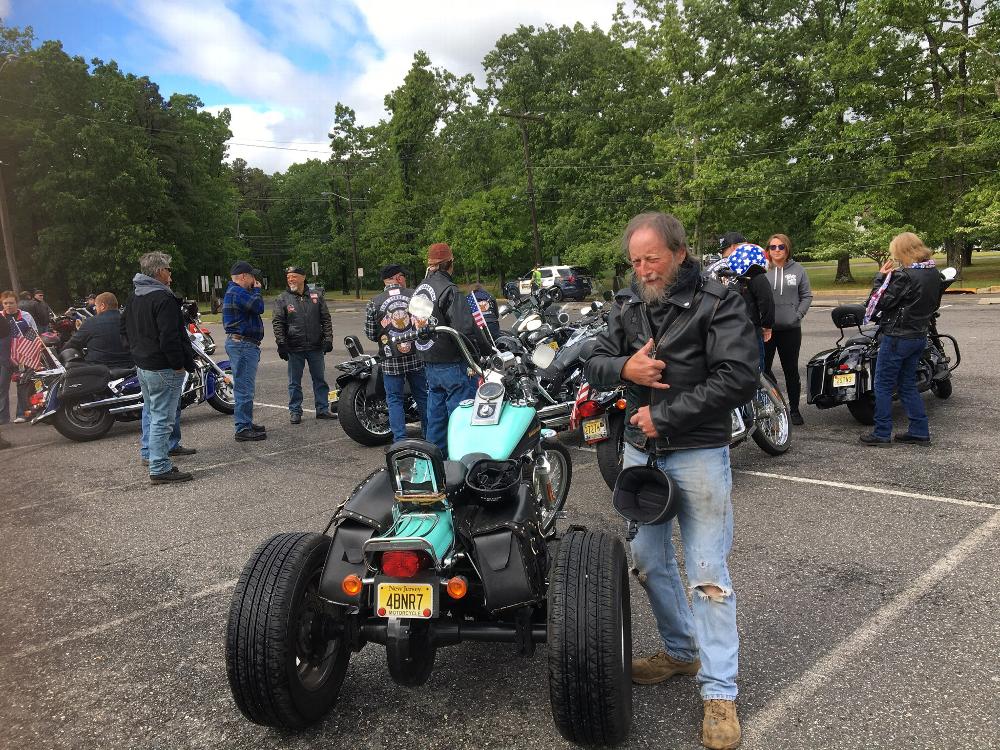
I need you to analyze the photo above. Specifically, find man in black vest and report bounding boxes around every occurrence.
[412,242,489,456]
[365,264,427,442]
[273,265,335,424]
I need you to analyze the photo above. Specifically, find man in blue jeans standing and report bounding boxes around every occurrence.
[122,252,197,483]
[412,243,488,457]
[586,212,758,750]
[223,261,266,442]
[365,264,427,442]
[272,265,336,424]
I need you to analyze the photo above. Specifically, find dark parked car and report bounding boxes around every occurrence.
[517,266,593,301]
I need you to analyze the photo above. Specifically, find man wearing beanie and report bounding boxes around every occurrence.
[411,242,489,456]
[223,260,266,442]
[365,263,427,442]
[273,265,335,424]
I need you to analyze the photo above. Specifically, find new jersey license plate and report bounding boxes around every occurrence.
[328,388,339,403]
[377,582,434,619]
[832,373,856,388]
[582,414,609,443]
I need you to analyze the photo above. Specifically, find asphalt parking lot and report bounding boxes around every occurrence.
[1,297,998,749]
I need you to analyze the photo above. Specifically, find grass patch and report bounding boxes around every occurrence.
[802,251,1000,292]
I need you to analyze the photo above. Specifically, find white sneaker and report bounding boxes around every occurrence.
[13,417,26,424]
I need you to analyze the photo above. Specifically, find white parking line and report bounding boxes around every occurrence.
[742,509,1000,746]
[254,401,315,413]
[737,469,997,511]
[9,579,237,659]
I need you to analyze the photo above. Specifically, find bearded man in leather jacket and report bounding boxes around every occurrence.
[585,212,757,750]
[412,242,489,457]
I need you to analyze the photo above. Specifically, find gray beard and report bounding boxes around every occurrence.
[637,276,672,304]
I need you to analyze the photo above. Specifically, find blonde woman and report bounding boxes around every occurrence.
[764,234,812,425]
[859,232,941,446]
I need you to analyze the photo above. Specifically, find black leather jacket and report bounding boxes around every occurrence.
[413,269,489,364]
[585,260,759,453]
[273,287,333,352]
[867,267,941,339]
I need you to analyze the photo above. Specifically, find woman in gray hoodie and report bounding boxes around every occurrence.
[764,234,812,425]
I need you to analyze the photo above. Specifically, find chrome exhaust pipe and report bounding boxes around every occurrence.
[108,403,143,414]
[77,393,143,409]
[537,401,573,428]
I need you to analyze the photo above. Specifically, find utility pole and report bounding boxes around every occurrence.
[499,111,544,266]
[0,162,20,294]
[323,159,361,299]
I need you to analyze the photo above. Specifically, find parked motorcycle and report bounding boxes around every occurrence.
[332,335,421,446]
[577,372,791,491]
[225,299,633,745]
[29,338,235,442]
[806,267,960,425]
[182,299,216,355]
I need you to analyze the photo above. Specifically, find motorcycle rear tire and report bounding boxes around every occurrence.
[53,403,116,442]
[540,438,573,533]
[846,394,876,425]
[226,532,350,729]
[338,379,392,446]
[548,529,632,745]
[595,411,625,491]
[386,618,436,687]
[931,378,953,399]
[750,376,791,456]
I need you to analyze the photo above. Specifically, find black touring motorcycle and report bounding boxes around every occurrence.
[225,306,632,744]
[806,267,960,424]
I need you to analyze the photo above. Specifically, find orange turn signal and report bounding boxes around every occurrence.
[615,398,627,411]
[446,576,468,600]
[341,574,363,597]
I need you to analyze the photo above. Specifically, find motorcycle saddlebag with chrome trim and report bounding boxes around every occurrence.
[60,365,112,403]
[318,468,395,604]
[461,484,546,615]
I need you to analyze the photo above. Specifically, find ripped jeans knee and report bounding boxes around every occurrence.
[693,582,733,603]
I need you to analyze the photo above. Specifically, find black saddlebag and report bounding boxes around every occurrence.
[60,364,111,403]
[318,468,395,605]
[462,484,546,615]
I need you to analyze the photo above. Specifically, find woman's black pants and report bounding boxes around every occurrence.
[764,327,802,412]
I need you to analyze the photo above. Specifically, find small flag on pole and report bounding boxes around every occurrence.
[467,293,494,347]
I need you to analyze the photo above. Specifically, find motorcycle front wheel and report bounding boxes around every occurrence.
[750,376,791,455]
[539,438,572,534]
[338,380,392,446]
[208,367,236,414]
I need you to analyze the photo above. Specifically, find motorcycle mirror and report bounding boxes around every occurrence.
[941,267,957,281]
[408,294,434,320]
[498,304,511,316]
[557,312,570,325]
[531,345,556,369]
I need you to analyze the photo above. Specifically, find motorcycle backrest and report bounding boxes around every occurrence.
[344,334,364,357]
[831,304,867,329]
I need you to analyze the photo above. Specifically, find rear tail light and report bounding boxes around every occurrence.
[29,392,46,407]
[838,364,850,371]
[381,550,432,579]
[577,400,600,418]
[188,323,197,333]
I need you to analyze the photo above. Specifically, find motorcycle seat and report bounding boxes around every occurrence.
[445,452,493,493]
[108,367,136,379]
[844,335,875,346]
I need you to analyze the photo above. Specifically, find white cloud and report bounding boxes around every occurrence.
[130,0,619,172]
[0,0,11,19]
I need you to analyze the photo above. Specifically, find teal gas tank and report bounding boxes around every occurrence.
[448,401,538,460]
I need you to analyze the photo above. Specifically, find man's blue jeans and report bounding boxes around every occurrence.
[624,442,739,701]
[423,362,477,457]
[384,368,428,443]
[287,349,330,415]
[140,393,181,460]
[225,338,260,433]
[137,368,185,476]
[873,334,929,440]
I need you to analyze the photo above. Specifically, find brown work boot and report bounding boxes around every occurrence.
[631,650,700,685]
[702,699,741,749]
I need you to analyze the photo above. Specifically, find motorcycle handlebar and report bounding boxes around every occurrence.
[394,325,484,377]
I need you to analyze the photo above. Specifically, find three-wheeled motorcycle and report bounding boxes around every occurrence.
[225,304,632,744]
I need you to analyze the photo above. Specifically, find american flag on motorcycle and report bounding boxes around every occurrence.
[466,294,488,330]
[10,327,44,371]
[569,382,591,431]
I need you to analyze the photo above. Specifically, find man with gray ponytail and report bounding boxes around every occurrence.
[122,251,196,483]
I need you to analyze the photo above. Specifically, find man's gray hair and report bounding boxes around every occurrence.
[621,212,688,257]
[139,251,172,277]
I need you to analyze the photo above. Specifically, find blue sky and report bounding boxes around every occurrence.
[4,0,614,172]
